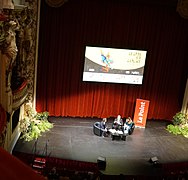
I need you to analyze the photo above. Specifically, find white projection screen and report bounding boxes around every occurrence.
[82,46,147,85]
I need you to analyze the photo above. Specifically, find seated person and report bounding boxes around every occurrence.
[125,117,133,126]
[122,122,129,134]
[124,117,135,135]
[48,167,59,179]
[112,115,123,130]
[100,118,108,137]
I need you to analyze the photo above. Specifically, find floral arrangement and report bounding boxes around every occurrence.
[166,112,188,138]
[19,104,53,141]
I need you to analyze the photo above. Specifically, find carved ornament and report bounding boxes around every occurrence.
[177,0,188,19]
[45,0,68,7]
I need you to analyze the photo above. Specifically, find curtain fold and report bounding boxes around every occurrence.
[36,0,188,120]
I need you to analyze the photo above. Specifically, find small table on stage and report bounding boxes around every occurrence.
[108,129,128,141]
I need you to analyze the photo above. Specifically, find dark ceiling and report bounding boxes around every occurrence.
[120,0,178,7]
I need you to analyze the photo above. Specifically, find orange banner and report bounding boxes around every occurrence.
[133,99,150,128]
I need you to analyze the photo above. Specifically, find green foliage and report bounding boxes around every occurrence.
[19,105,53,142]
[166,111,188,138]
[172,112,186,125]
[35,111,49,120]
[180,125,188,138]
[166,124,181,135]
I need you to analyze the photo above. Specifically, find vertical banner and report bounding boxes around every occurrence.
[133,99,150,128]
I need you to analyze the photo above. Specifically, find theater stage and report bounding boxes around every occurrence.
[13,117,188,176]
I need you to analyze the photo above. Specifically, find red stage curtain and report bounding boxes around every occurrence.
[36,0,188,120]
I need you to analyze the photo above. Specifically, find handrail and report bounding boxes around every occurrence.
[12,80,28,94]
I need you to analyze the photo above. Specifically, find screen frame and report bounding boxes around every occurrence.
[82,45,147,85]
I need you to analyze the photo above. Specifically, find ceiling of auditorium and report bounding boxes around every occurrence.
[122,0,178,7]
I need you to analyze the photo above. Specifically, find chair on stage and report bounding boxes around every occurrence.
[93,122,103,136]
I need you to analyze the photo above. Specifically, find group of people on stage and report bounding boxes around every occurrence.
[99,115,134,137]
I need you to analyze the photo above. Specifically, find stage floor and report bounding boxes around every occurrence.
[13,117,188,176]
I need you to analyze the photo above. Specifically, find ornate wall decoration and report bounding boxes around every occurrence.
[0,22,6,47]
[0,0,39,110]
[177,0,188,19]
[0,1,39,151]
[23,1,38,103]
[45,0,68,7]
[0,105,7,148]
[0,0,14,9]
[0,13,8,22]
[0,19,19,93]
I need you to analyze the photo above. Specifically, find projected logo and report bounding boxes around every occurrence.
[100,50,113,72]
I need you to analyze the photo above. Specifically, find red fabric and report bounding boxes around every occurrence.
[13,151,99,173]
[36,0,188,120]
[12,80,27,93]
[0,148,45,180]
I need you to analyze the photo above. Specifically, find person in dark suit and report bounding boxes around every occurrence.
[100,118,108,137]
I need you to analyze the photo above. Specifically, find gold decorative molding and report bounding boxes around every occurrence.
[177,0,188,19]
[45,0,68,7]
[0,0,14,9]
[0,105,7,147]
[0,1,38,112]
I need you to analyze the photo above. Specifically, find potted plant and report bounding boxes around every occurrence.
[19,104,53,141]
[166,111,188,138]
